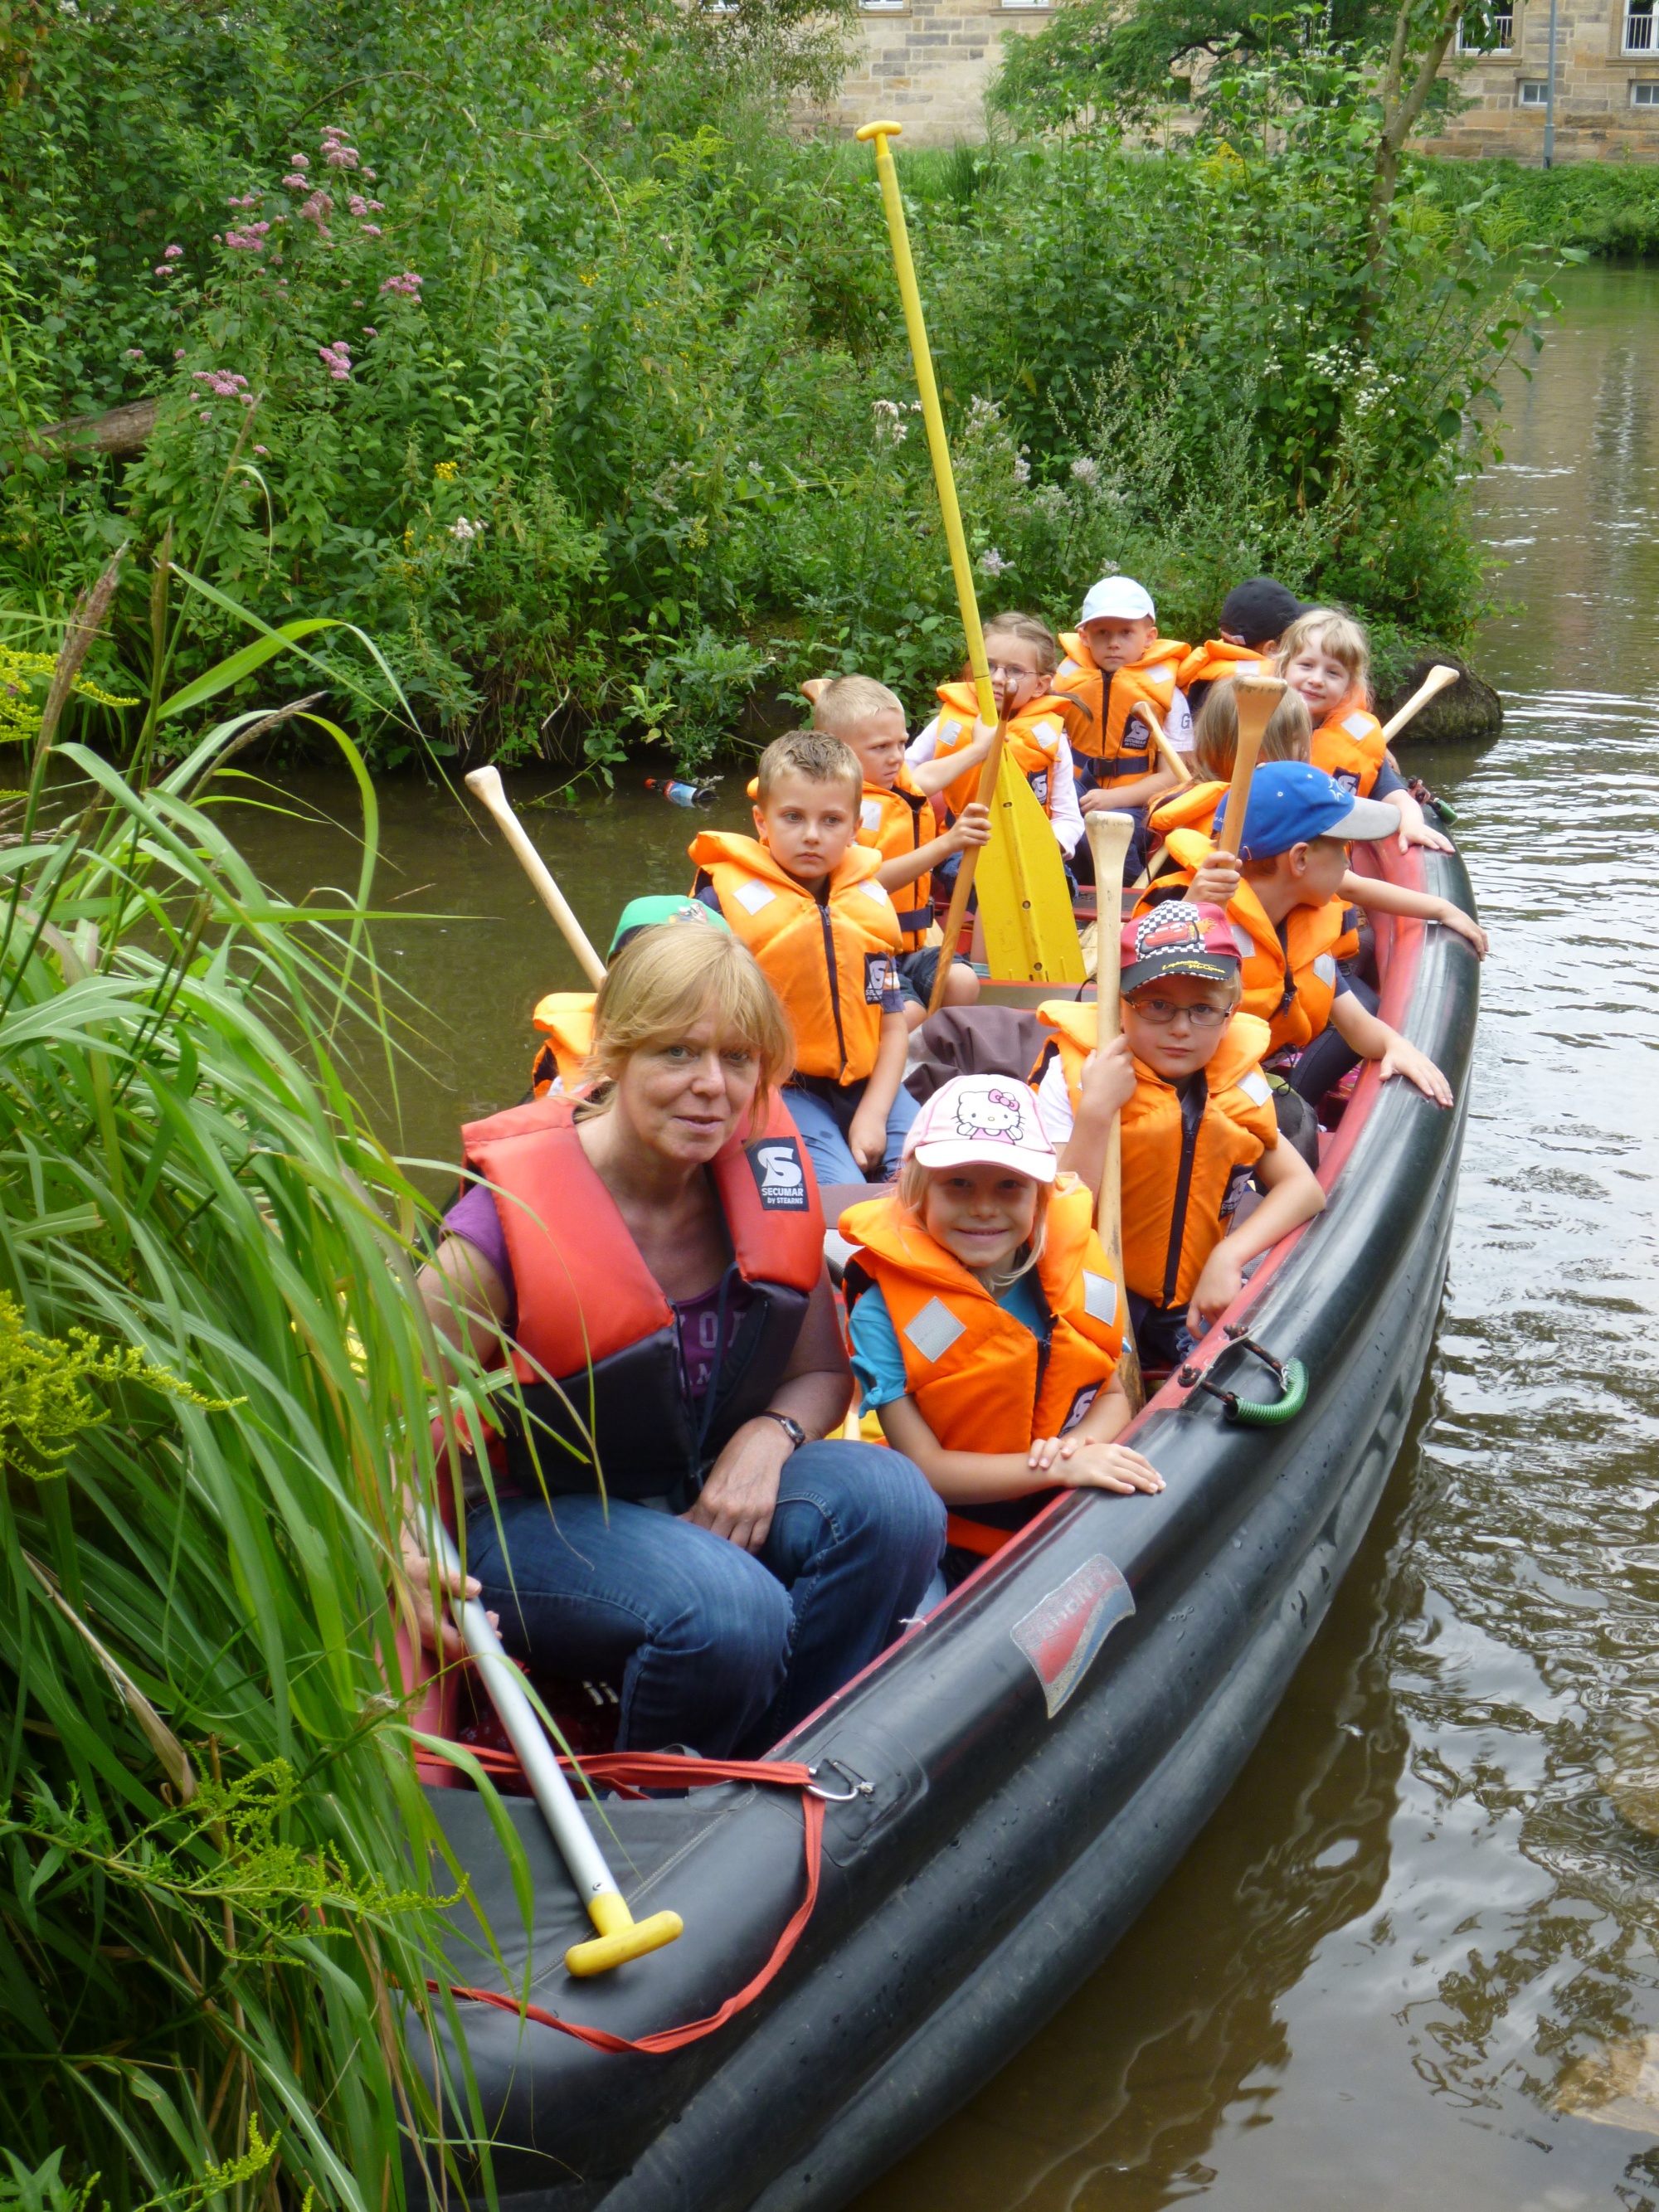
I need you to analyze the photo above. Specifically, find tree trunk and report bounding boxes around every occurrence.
[1365,0,1466,269]
[16,397,159,467]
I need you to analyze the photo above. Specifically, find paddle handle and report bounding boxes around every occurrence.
[1083,809,1143,1414]
[465,766,608,989]
[1217,676,1284,858]
[1132,702,1190,786]
[927,726,1005,1014]
[1377,664,1460,746]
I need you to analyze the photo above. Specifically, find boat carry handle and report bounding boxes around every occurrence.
[1179,1325,1309,1427]
[806,1758,875,1803]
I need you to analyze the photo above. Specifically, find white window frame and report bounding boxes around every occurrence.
[1457,10,1514,50]
[1626,2,1656,52]
[1633,75,1659,95]
[860,0,907,12]
[1517,76,1550,100]
[1000,0,1052,11]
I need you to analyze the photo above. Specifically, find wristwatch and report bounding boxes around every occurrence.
[760,1409,807,1451]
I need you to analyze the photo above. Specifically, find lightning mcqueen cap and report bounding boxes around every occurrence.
[1120,902,1241,994]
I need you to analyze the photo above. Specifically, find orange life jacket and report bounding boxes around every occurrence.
[1034,1004,1277,1310]
[1175,639,1273,695]
[460,1091,824,1500]
[1147,778,1228,842]
[839,1180,1122,1462]
[528,990,596,1097]
[1148,827,1360,1053]
[857,771,937,948]
[931,682,1068,823]
[1056,632,1189,782]
[1310,691,1386,798]
[688,831,902,1086]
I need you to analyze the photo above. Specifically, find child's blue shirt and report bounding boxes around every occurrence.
[849,1272,1050,1416]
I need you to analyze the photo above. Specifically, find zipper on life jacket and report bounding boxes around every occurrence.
[818,899,848,1080]
[1160,1077,1207,1310]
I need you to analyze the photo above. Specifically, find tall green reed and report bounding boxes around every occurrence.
[0,566,519,2207]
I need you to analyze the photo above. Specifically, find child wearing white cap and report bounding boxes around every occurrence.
[837,1073,1162,1573]
[1056,577,1194,882]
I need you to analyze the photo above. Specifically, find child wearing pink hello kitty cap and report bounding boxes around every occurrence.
[836,1074,1162,1571]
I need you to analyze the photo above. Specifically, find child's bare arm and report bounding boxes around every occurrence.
[846,1008,912,1171]
[1185,1142,1325,1335]
[1337,870,1487,959]
[1329,992,1452,1106]
[1388,783,1453,855]
[874,804,990,892]
[879,1381,1161,1502]
[908,718,995,799]
[1055,1035,1136,1196]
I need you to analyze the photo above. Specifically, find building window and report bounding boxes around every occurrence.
[861,0,906,11]
[1634,75,1659,95]
[1518,77,1550,100]
[1000,1,1051,10]
[1457,10,1514,47]
[1627,2,1656,51]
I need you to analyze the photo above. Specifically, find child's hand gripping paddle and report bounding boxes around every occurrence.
[419,1510,683,1977]
[1131,702,1191,787]
[466,766,608,989]
[1083,809,1144,1413]
[1378,664,1461,746]
[1216,676,1285,858]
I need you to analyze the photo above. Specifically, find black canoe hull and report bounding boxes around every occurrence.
[416,848,1478,2212]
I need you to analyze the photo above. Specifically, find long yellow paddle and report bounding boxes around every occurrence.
[1083,809,1143,1413]
[1378,663,1461,746]
[1216,677,1285,858]
[466,766,608,988]
[858,119,1079,986]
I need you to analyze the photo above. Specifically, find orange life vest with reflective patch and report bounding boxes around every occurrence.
[1176,639,1273,694]
[839,1179,1122,1459]
[931,682,1068,823]
[688,831,902,1086]
[1056,633,1189,778]
[1034,1004,1277,1309]
[1147,778,1228,842]
[856,771,937,949]
[460,1091,824,1500]
[1147,828,1360,1053]
[528,990,596,1097]
[1311,692,1386,798]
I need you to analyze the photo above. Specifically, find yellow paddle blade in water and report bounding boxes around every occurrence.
[975,753,1087,985]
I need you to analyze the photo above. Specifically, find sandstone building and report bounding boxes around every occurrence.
[819,0,1659,157]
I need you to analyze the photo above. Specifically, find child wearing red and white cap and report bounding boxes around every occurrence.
[836,1074,1161,1569]
[1034,902,1326,1373]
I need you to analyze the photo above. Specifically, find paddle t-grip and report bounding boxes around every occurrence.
[1217,675,1284,858]
[419,1511,683,1976]
[1378,663,1460,746]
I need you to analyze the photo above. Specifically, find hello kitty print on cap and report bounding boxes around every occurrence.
[902,1074,1058,1184]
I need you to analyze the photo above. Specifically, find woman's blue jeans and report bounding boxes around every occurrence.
[465,1441,945,1758]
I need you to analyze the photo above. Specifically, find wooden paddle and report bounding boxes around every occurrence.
[1132,702,1191,786]
[1378,664,1461,746]
[1084,809,1143,1414]
[1216,676,1284,858]
[927,717,1006,1015]
[465,765,608,989]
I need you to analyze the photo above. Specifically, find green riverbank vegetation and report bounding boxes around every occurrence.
[1425,157,1659,258]
[1,0,1559,782]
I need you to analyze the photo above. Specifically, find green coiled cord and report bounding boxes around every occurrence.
[1228,1357,1308,1427]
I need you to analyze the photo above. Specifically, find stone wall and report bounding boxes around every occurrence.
[1421,0,1659,159]
[807,0,1053,144]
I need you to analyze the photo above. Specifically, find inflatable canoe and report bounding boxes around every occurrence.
[413,839,1479,2211]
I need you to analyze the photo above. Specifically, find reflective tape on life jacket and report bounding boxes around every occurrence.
[1176,639,1272,694]
[1148,828,1360,1053]
[1055,633,1190,775]
[1147,778,1228,841]
[837,1181,1123,1461]
[1035,1002,1276,1309]
[528,990,596,1097]
[688,831,902,1084]
[857,773,937,947]
[931,682,1068,824]
[459,1091,824,1499]
[1311,693,1386,798]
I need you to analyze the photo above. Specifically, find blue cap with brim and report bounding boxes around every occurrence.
[609,896,732,955]
[1213,762,1402,861]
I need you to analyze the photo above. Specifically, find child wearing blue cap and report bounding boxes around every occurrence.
[1182,762,1455,1110]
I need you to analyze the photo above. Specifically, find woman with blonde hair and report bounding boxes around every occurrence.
[402,924,944,1757]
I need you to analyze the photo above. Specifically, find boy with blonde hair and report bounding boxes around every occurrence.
[1055,577,1191,881]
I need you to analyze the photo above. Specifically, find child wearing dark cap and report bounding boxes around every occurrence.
[1033,902,1326,1373]
[1178,576,1307,722]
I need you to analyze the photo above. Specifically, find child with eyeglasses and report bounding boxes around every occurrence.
[1033,902,1326,1373]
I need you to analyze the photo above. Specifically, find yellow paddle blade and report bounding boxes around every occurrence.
[975,754,1087,985]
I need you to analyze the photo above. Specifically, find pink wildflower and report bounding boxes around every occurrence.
[324,143,360,169]
[281,173,309,189]
[362,325,377,337]
[318,340,353,382]
[199,410,212,423]
[163,243,182,259]
[348,194,367,217]
[240,391,257,405]
[362,168,377,180]
[126,347,144,359]
[174,348,186,360]
[289,152,309,170]
[297,191,333,231]
[359,224,382,238]
[379,270,421,297]
[253,444,269,455]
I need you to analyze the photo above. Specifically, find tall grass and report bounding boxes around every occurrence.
[0,579,513,2206]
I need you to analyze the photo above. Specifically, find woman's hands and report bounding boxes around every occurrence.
[1024,1432,1165,1496]
[682,1416,793,1553]
[400,1520,499,1662]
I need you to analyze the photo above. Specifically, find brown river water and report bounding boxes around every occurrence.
[222,262,1659,2210]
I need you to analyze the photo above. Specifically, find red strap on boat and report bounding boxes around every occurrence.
[433,1753,824,2056]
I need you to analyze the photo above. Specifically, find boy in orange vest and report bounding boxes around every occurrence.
[690,732,916,1188]
[1055,576,1190,882]
[810,673,990,1029]
[1187,763,1454,1112]
[1178,576,1306,720]
[1034,902,1326,1372]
